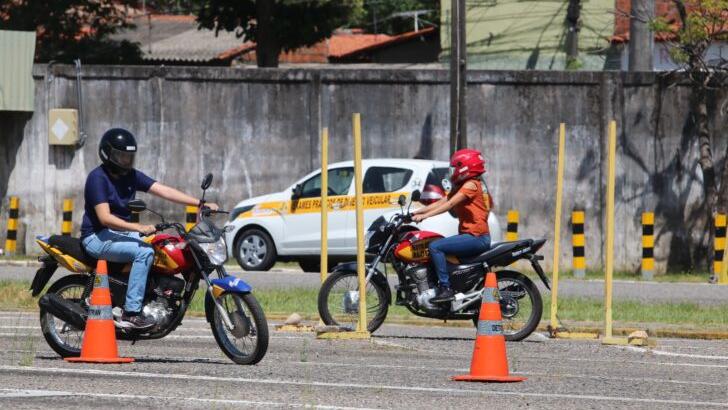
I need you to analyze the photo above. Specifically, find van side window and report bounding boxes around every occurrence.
[300,167,354,198]
[363,167,413,193]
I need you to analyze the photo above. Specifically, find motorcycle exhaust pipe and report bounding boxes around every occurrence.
[38,293,87,331]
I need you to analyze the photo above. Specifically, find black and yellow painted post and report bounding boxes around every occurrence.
[641,212,655,280]
[506,210,518,242]
[571,211,585,279]
[4,196,19,255]
[129,210,140,223]
[62,199,73,236]
[714,214,727,284]
[185,206,198,232]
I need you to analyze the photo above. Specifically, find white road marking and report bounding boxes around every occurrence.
[0,365,726,408]
[619,345,728,360]
[0,388,374,409]
[291,361,725,387]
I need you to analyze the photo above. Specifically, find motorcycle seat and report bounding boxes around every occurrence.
[48,235,96,266]
[457,239,533,265]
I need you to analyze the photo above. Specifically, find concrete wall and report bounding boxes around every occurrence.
[1,65,726,273]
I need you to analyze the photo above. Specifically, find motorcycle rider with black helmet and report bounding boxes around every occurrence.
[80,128,218,330]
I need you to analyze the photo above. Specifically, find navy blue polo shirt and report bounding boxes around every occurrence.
[80,166,156,238]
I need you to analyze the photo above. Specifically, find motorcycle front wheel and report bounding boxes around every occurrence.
[208,292,269,365]
[473,270,543,341]
[318,270,389,333]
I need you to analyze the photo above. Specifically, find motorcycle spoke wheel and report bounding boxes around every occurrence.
[211,292,268,365]
[493,270,542,341]
[41,276,89,357]
[323,273,385,331]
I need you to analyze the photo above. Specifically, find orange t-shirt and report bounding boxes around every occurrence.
[450,179,490,236]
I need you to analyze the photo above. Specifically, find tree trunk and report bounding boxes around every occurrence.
[255,0,280,68]
[565,0,581,69]
[694,85,717,214]
[628,0,654,71]
[717,133,728,216]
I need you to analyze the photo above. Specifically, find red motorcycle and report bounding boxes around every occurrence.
[318,191,549,341]
[32,174,268,364]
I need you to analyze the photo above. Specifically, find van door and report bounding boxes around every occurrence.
[281,167,354,254]
[348,166,414,247]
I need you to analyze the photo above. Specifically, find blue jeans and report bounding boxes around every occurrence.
[428,234,491,288]
[82,229,154,313]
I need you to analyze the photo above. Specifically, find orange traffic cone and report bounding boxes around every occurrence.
[452,271,525,382]
[65,260,134,363]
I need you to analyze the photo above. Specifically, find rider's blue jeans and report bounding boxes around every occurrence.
[429,234,491,288]
[82,229,154,313]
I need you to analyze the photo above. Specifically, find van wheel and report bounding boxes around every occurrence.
[234,229,276,271]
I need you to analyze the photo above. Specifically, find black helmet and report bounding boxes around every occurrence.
[99,128,137,174]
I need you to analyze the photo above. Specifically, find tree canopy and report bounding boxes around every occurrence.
[0,0,142,63]
[196,0,363,67]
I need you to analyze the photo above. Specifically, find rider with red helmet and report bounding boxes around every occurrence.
[412,149,490,302]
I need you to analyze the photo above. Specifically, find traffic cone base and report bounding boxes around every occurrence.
[452,271,525,383]
[64,260,134,364]
[452,374,526,382]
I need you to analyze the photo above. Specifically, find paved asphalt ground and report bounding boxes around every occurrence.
[2,265,728,305]
[0,311,726,409]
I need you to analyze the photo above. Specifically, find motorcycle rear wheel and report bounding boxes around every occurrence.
[40,274,90,358]
[208,292,269,365]
[472,270,543,342]
[318,270,389,333]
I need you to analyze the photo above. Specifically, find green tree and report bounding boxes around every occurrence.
[650,0,728,275]
[0,0,142,63]
[353,0,439,35]
[197,0,363,68]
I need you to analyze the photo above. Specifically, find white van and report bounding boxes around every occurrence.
[224,159,502,271]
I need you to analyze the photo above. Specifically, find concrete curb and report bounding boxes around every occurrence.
[260,313,728,340]
[0,260,41,268]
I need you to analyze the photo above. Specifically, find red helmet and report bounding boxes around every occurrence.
[449,149,485,184]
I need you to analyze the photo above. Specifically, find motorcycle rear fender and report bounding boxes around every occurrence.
[204,276,253,323]
[36,238,93,273]
[30,256,59,297]
[332,262,392,305]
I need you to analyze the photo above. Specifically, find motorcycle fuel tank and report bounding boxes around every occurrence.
[394,231,444,263]
[145,234,193,275]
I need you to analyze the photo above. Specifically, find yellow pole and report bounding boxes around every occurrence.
[549,123,566,331]
[352,113,368,334]
[602,120,625,344]
[353,113,369,336]
[320,128,329,284]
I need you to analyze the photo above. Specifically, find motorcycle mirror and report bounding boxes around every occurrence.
[411,190,421,203]
[397,194,407,207]
[291,184,303,200]
[201,173,213,190]
[126,199,147,213]
[441,178,452,192]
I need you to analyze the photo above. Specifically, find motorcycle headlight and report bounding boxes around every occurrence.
[199,237,228,266]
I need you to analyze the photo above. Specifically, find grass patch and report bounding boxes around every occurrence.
[551,297,728,328]
[2,280,724,330]
[558,269,711,283]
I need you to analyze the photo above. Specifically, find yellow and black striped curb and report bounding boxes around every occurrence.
[642,212,654,280]
[4,197,19,254]
[506,210,518,242]
[572,211,585,279]
[61,199,73,236]
[185,206,198,232]
[713,214,725,279]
